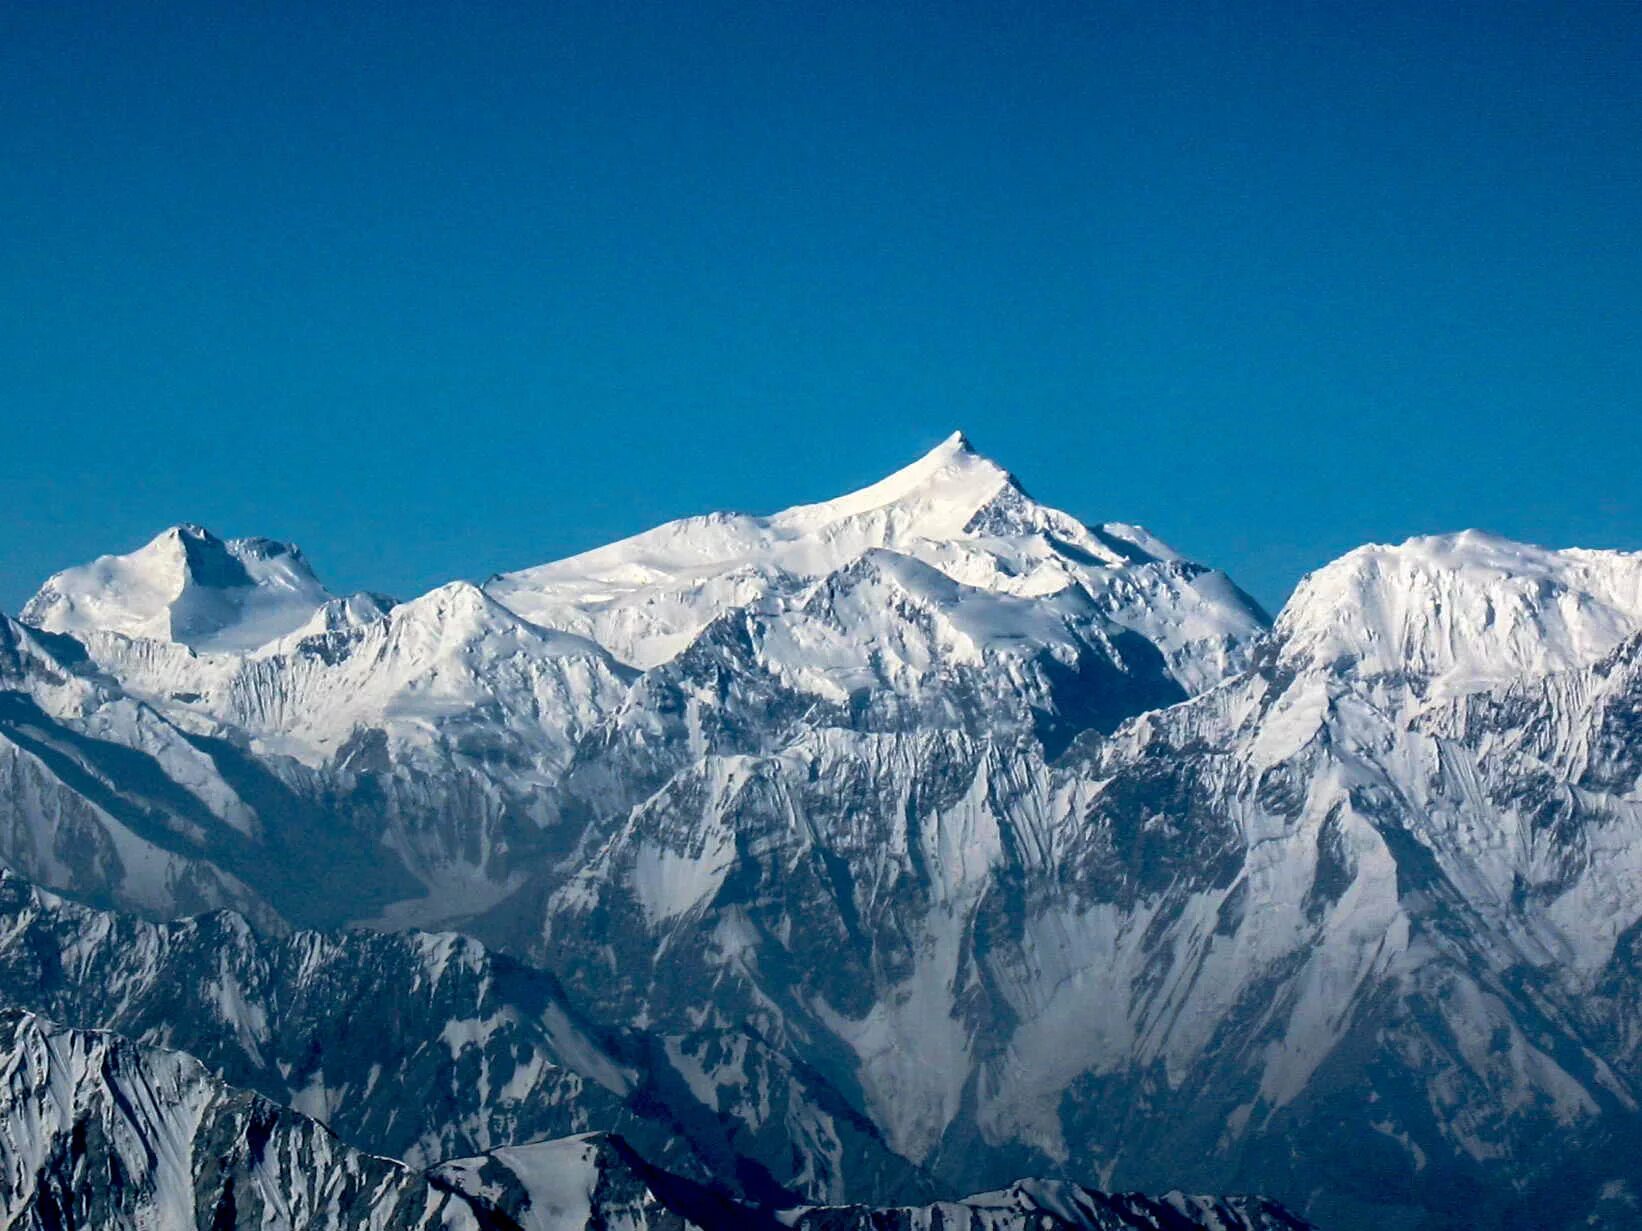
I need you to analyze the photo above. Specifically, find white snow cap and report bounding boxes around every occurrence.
[14,434,1269,696]
[770,430,1015,535]
[1278,529,1642,689]
[485,430,1270,678]
[21,523,337,653]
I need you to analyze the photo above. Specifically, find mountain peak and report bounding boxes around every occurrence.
[21,524,335,653]
[771,430,1018,535]
[486,431,1266,678]
[1277,530,1642,688]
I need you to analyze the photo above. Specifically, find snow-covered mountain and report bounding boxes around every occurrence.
[21,523,389,654]
[486,432,1264,691]
[0,434,1263,934]
[3,434,1639,1228]
[1276,529,1642,689]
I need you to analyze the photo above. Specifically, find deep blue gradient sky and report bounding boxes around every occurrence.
[3,3,1639,614]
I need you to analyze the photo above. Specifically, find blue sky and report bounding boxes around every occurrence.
[2,2,1638,613]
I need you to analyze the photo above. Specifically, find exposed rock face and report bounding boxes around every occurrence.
[779,1186,1311,1231]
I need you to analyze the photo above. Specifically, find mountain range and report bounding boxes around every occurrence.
[3,431,1640,1229]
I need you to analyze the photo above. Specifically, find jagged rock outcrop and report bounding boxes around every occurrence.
[0,1010,503,1230]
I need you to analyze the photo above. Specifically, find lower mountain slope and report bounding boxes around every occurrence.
[0,868,915,1205]
[431,1133,1311,1231]
[0,1009,1310,1231]
[0,1010,504,1230]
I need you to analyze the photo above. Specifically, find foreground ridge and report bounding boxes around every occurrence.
[0,1010,500,1230]
[0,1008,1309,1231]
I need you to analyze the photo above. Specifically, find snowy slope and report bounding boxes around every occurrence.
[0,614,294,924]
[89,579,634,770]
[2,589,634,929]
[434,1133,749,1231]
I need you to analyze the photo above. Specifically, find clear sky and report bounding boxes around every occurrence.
[3,2,1639,615]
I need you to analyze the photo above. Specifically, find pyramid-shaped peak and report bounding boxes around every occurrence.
[772,430,1021,532]
[125,524,321,595]
[153,524,310,570]
[907,429,989,474]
